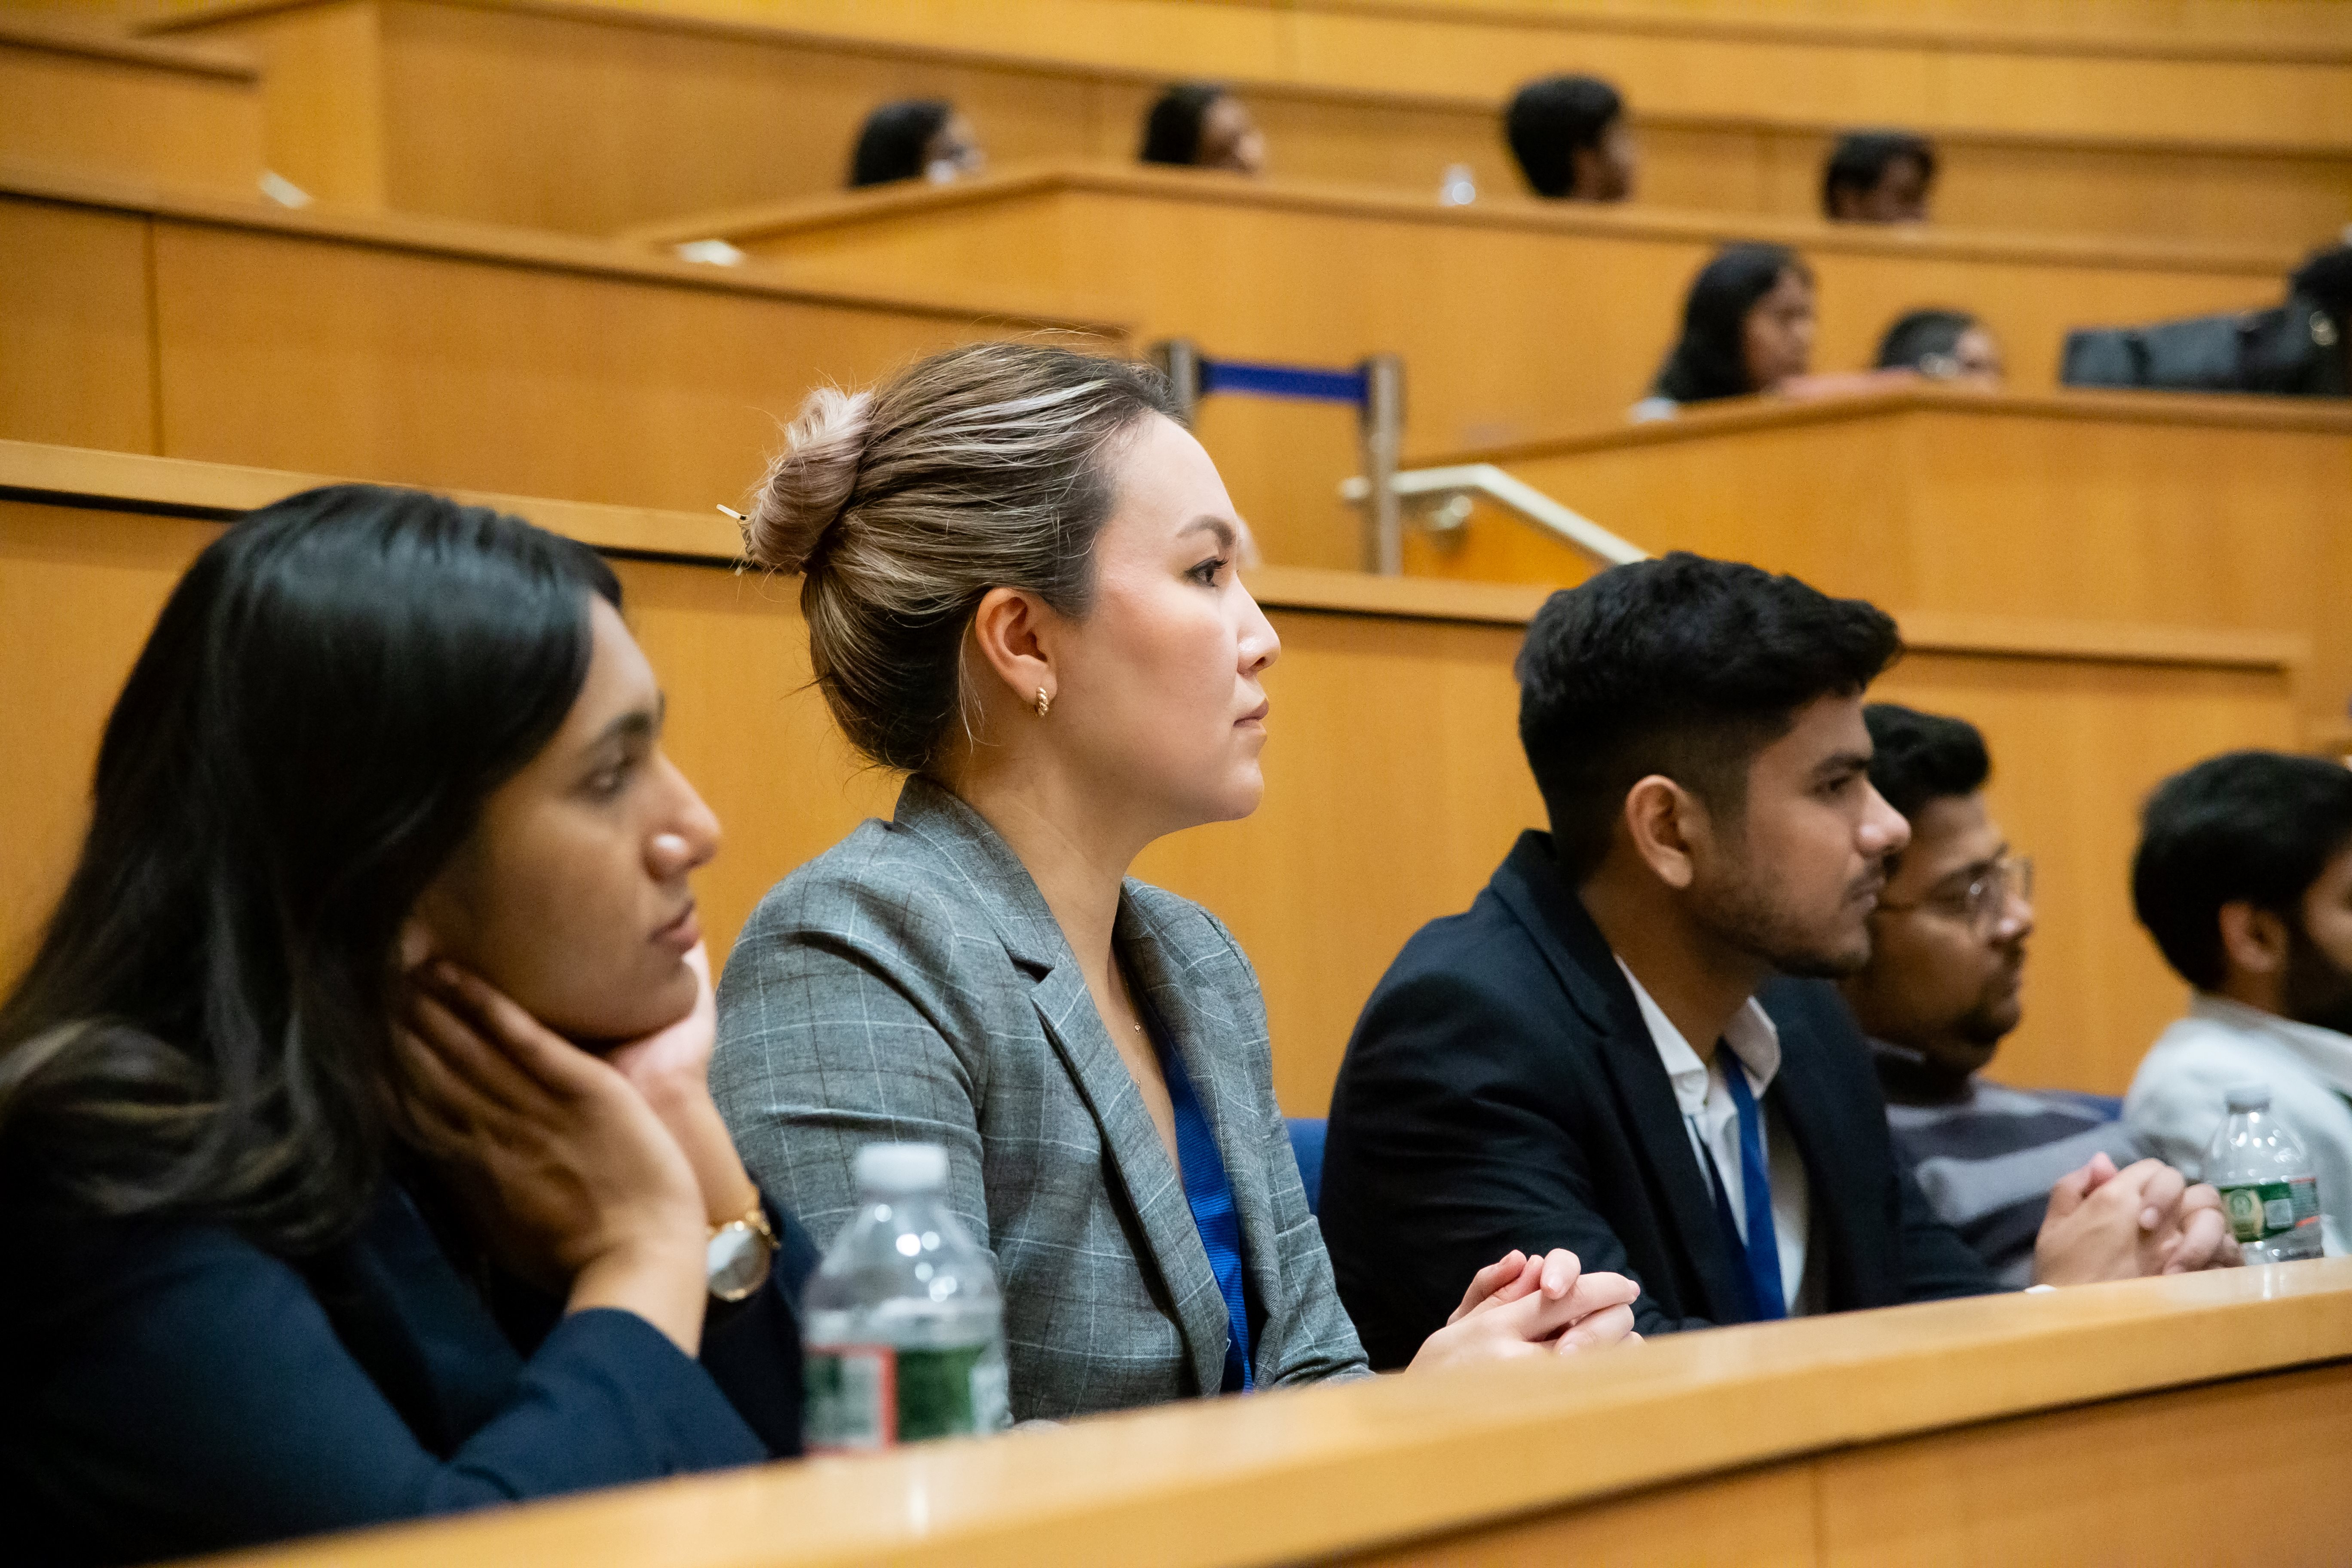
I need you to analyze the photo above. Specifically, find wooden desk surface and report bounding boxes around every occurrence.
[625,158,2307,275]
[0,12,258,78]
[1420,379,2352,468]
[0,159,1119,332]
[8,436,2313,660]
[187,1259,2352,1567]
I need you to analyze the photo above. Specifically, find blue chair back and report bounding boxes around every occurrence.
[1286,1117,1328,1216]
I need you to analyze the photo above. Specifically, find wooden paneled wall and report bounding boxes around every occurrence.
[176,1261,2352,1568]
[0,165,1121,516]
[134,0,2352,245]
[1412,385,2352,728]
[0,16,265,196]
[630,165,2299,571]
[1,442,2300,1107]
[184,0,2352,149]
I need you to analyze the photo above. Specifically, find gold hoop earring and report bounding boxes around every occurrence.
[1034,687,1052,719]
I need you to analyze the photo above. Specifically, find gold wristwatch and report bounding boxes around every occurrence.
[706,1197,778,1302]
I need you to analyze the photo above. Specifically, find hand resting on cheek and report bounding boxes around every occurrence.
[394,959,711,1356]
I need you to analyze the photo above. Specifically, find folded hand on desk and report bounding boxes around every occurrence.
[2032,1152,2241,1286]
[1405,1248,1642,1372]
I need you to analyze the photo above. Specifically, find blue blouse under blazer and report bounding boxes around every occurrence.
[0,1170,816,1567]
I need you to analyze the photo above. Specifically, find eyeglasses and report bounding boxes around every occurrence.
[1876,854,2033,935]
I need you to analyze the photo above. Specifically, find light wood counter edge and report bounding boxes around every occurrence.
[1410,383,2352,467]
[612,161,2306,276]
[1185,0,2352,68]
[0,442,2312,674]
[0,12,259,80]
[0,441,748,562]
[0,159,1131,338]
[136,0,2352,82]
[184,1261,2352,1568]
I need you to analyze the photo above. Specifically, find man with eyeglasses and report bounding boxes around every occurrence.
[1840,704,2152,1286]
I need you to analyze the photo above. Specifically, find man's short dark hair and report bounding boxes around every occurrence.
[2133,751,2352,990]
[1518,553,1903,882]
[1505,74,1623,198]
[1864,704,1989,821]
[1822,129,1936,216]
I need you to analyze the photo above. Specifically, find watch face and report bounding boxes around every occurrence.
[707,1222,770,1300]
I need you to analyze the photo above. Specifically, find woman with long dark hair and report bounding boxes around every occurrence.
[1635,242,1818,416]
[0,485,812,1564]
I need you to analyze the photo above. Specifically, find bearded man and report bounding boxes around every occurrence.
[1841,704,2148,1287]
[2128,750,2352,1255]
[1319,554,2235,1361]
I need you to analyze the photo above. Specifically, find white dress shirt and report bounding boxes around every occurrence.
[1617,959,1820,1316]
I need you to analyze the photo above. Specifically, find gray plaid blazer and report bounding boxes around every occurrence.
[712,777,1369,1421]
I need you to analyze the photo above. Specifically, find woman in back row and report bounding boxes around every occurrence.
[712,343,1641,1418]
[1636,244,2000,419]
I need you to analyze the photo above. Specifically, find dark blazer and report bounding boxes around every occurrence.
[1320,831,1995,1367]
[0,1173,818,1567]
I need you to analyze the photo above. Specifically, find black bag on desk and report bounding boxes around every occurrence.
[2061,296,2346,396]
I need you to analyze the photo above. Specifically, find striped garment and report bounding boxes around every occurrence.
[1873,1042,2149,1288]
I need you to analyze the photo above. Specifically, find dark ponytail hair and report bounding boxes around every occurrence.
[0,484,619,1253]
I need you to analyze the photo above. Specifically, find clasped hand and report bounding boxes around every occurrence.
[1407,1249,1643,1372]
[2032,1151,2241,1286]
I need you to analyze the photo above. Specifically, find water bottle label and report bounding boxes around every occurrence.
[2218,1177,2322,1242]
[804,1346,894,1452]
[805,1343,1008,1451]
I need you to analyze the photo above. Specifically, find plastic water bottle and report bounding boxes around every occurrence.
[2205,1084,2325,1264]
[802,1142,1011,1450]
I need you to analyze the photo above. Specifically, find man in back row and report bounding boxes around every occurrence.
[1840,704,2148,1287]
[1319,554,2233,1360]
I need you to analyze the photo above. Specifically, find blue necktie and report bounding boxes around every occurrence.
[1722,1061,1787,1320]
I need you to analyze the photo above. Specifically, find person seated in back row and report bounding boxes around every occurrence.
[1504,74,1636,202]
[1840,704,2151,1286]
[1,487,817,1565]
[1876,309,2005,388]
[1317,554,2238,1364]
[1632,243,1817,417]
[2127,751,2352,1253]
[1140,83,1266,177]
[1823,129,1936,223]
[848,99,986,189]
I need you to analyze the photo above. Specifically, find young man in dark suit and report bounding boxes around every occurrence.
[1319,554,2235,1365]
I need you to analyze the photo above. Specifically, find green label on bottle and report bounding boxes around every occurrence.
[805,1344,1009,1452]
[2217,1176,2321,1242]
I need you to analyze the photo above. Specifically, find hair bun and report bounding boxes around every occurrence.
[744,386,873,573]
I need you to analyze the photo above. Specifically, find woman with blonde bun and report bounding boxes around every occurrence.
[712,342,1639,1423]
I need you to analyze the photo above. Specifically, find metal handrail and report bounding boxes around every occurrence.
[1339,463,1647,569]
